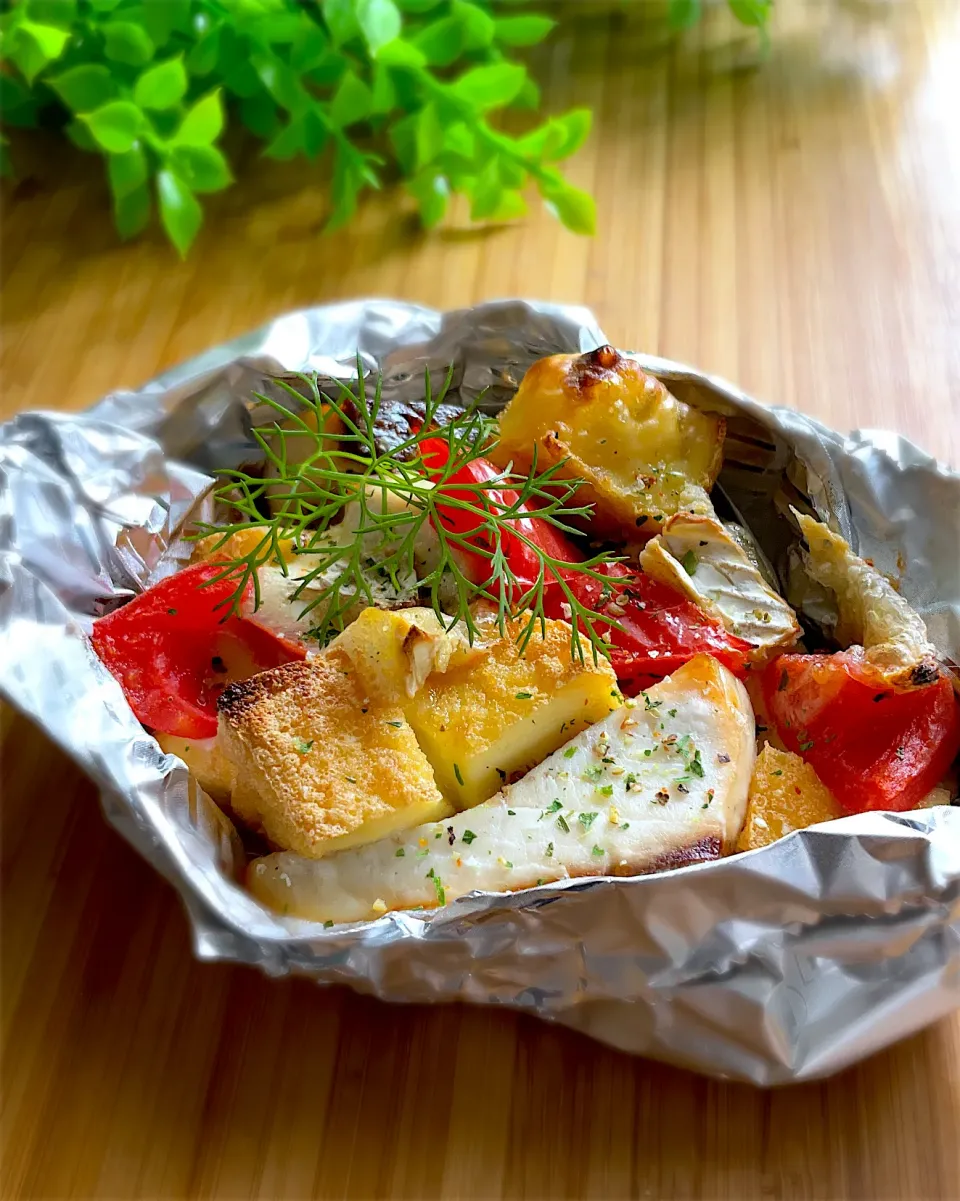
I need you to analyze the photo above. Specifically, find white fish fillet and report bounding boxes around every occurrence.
[639,514,800,664]
[247,655,756,924]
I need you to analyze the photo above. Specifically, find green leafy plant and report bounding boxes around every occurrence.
[195,365,624,663]
[0,0,772,256]
[0,0,599,254]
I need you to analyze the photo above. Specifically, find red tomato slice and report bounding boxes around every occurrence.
[92,563,304,739]
[419,437,753,683]
[763,651,960,814]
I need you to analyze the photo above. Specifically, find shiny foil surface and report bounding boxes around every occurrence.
[1,300,958,1085]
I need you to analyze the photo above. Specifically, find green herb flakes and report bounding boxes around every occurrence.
[556,814,570,834]
[395,848,406,858]
[293,738,314,754]
[578,812,598,830]
[462,829,477,845]
[681,549,698,575]
[453,763,464,786]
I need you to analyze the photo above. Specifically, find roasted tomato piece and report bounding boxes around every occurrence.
[91,563,304,739]
[763,651,960,814]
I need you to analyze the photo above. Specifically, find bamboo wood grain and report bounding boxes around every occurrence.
[3,2,960,1198]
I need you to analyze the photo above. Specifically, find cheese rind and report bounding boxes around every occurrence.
[640,513,800,663]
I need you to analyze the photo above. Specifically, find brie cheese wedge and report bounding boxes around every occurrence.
[639,513,800,664]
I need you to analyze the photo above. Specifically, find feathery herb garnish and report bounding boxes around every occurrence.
[193,363,622,661]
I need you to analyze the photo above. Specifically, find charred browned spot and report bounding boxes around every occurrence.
[217,659,318,722]
[646,836,723,873]
[909,660,940,687]
[570,345,622,393]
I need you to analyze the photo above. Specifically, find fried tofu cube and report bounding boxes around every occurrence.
[217,655,452,858]
[404,616,622,808]
[738,744,841,851]
[328,607,484,701]
[490,346,724,537]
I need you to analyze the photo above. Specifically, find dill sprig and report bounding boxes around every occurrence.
[192,361,623,662]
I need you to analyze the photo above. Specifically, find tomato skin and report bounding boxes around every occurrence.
[763,652,960,814]
[420,439,753,682]
[92,563,304,739]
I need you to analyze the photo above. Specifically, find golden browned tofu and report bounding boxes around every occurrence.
[491,346,724,537]
[404,615,622,808]
[217,655,452,858]
[328,607,485,701]
[738,745,841,851]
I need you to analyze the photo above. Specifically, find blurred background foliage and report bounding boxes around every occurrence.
[0,0,771,255]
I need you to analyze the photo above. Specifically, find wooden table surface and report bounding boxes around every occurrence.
[3,2,960,1197]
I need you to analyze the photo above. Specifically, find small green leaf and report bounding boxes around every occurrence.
[25,0,76,29]
[107,145,148,199]
[290,22,330,72]
[396,0,443,10]
[186,29,220,77]
[728,0,772,26]
[357,0,402,54]
[540,176,596,236]
[389,111,418,172]
[65,116,97,151]
[170,144,233,193]
[669,0,703,30]
[331,70,372,127]
[408,172,448,228]
[322,0,359,46]
[263,117,307,160]
[113,180,151,240]
[453,0,495,50]
[48,64,116,112]
[134,56,187,111]
[412,17,463,67]
[469,161,502,220]
[103,21,155,68]
[6,21,71,83]
[375,37,425,67]
[140,0,189,50]
[452,63,527,111]
[415,102,443,168]
[370,62,397,114]
[513,76,541,111]
[175,91,224,146]
[549,109,592,159]
[81,101,143,154]
[487,188,527,222]
[442,122,474,159]
[245,12,303,45]
[493,13,556,46]
[156,168,202,257]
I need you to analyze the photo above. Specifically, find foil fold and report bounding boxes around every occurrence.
[1,299,958,1084]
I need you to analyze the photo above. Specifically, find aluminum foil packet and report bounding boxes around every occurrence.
[2,299,958,1086]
